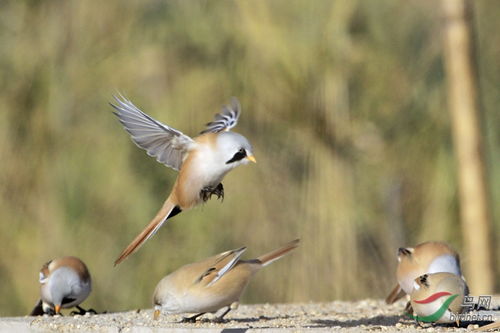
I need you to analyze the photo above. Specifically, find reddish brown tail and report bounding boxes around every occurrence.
[385,283,405,304]
[476,321,500,332]
[114,197,180,266]
[257,239,300,266]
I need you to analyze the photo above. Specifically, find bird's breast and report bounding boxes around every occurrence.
[175,149,230,208]
[398,269,424,295]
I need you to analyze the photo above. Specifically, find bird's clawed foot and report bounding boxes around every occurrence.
[180,317,197,323]
[70,306,98,316]
[211,316,228,323]
[200,183,224,202]
[180,312,205,323]
[213,183,224,201]
[403,301,413,315]
[179,306,232,324]
[212,306,231,323]
[200,187,211,202]
[45,308,57,316]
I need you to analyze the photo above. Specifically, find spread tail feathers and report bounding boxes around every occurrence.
[114,198,181,266]
[257,239,300,267]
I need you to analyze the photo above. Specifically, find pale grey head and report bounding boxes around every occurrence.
[216,131,255,167]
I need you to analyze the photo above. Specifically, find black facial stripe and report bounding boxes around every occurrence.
[226,149,247,164]
[398,248,412,256]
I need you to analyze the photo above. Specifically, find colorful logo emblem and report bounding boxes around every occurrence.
[408,292,459,322]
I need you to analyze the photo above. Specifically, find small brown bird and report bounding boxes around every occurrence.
[386,241,462,304]
[410,272,468,324]
[152,239,299,322]
[30,256,92,316]
[111,96,256,265]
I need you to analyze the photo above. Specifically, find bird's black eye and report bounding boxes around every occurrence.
[226,148,247,164]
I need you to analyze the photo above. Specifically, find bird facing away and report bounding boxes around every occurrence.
[152,239,300,322]
[110,96,256,265]
[385,241,462,304]
[29,256,92,316]
[410,272,468,324]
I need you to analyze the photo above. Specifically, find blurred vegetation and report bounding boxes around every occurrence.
[0,0,498,316]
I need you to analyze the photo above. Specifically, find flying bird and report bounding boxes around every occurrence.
[111,96,256,265]
[30,256,92,316]
[152,239,299,322]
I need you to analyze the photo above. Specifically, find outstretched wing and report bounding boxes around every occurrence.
[200,97,241,134]
[111,95,195,171]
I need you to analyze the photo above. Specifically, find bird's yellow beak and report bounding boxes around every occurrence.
[55,305,61,314]
[153,309,161,320]
[246,155,257,163]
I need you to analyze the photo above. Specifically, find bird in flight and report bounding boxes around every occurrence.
[110,96,256,265]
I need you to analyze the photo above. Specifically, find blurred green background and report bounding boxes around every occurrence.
[0,0,498,316]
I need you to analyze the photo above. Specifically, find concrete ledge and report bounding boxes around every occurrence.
[0,300,498,332]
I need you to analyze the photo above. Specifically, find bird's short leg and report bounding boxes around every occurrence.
[46,308,56,316]
[449,308,460,327]
[70,306,97,315]
[213,306,232,323]
[415,318,427,328]
[403,301,412,315]
[181,312,205,323]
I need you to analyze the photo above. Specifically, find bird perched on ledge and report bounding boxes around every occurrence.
[30,256,92,316]
[110,96,256,265]
[152,239,300,322]
[385,241,463,304]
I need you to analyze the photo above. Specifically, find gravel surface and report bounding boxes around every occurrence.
[1,299,498,332]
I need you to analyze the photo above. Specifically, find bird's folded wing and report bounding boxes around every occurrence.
[111,95,195,171]
[200,97,241,134]
[197,247,247,287]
